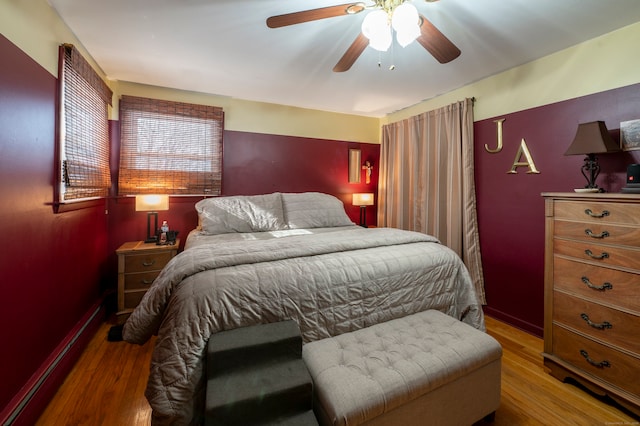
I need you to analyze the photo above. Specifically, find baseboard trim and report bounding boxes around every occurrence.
[483,306,543,338]
[1,300,106,426]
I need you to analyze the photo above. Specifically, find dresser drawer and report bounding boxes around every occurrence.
[552,326,640,397]
[554,239,640,271]
[553,257,640,313]
[124,271,160,290]
[124,251,173,273]
[554,220,640,248]
[553,291,640,354]
[554,200,640,225]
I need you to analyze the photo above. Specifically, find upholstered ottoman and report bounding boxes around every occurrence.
[302,310,502,426]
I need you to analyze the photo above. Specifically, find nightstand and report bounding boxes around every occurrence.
[116,239,179,322]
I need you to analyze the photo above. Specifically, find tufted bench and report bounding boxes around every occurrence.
[302,310,502,426]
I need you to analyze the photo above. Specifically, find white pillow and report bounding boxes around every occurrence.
[282,192,354,229]
[195,193,286,235]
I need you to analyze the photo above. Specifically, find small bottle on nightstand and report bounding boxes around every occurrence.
[160,220,169,244]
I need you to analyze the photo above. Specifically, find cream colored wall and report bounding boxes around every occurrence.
[3,0,639,142]
[385,21,640,125]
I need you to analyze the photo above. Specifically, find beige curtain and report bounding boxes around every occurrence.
[378,98,485,304]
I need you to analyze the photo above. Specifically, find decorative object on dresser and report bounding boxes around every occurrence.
[622,164,640,194]
[542,192,640,416]
[116,239,179,322]
[564,121,620,192]
[135,194,169,243]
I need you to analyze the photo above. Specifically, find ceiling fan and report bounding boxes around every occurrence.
[266,0,461,72]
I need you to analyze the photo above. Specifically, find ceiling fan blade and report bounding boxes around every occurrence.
[333,33,368,72]
[267,3,365,28]
[416,15,461,64]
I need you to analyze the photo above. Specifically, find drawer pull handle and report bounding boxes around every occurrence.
[584,249,608,260]
[584,209,610,218]
[580,349,611,368]
[141,279,154,285]
[142,260,156,267]
[580,313,612,330]
[584,229,609,239]
[581,277,613,291]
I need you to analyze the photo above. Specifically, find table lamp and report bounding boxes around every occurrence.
[352,193,374,227]
[564,121,620,192]
[135,194,169,243]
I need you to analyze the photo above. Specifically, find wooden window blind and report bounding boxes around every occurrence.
[118,95,223,196]
[57,44,113,202]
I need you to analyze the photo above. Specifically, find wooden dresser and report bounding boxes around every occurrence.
[542,192,640,415]
[116,239,179,322]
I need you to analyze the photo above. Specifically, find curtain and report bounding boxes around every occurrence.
[378,98,485,304]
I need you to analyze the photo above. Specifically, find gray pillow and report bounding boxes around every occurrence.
[195,193,286,235]
[282,192,354,229]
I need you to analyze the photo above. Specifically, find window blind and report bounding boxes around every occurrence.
[118,95,223,196]
[58,44,113,201]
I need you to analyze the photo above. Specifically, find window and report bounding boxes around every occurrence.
[118,96,223,196]
[56,44,113,204]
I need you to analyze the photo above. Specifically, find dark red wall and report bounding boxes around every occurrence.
[0,35,109,422]
[475,84,640,335]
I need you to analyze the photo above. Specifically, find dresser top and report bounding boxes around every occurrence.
[542,192,640,201]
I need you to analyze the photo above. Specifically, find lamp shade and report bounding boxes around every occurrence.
[135,194,169,211]
[564,121,620,156]
[352,193,374,206]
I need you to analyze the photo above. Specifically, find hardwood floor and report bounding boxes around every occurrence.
[36,316,639,425]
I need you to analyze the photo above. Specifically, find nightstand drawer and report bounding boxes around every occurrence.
[123,289,148,310]
[552,326,640,397]
[124,251,173,273]
[554,200,640,225]
[124,271,160,290]
[553,291,640,354]
[553,257,640,313]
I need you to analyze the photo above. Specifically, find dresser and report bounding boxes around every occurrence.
[542,193,640,416]
[116,240,179,321]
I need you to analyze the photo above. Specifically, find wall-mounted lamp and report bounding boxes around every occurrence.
[348,149,361,183]
[352,193,374,227]
[135,194,169,243]
[564,121,620,192]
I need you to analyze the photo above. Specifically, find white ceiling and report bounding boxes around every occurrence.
[49,0,640,118]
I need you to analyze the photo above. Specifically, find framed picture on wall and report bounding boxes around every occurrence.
[620,119,640,151]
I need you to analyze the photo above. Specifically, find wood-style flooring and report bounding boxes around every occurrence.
[36,316,639,425]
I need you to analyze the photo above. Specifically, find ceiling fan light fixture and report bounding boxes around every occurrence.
[392,2,420,47]
[391,3,418,32]
[396,24,421,47]
[361,10,392,51]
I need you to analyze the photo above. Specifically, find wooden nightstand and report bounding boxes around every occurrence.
[116,239,180,322]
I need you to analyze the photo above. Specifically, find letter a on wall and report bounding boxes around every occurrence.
[507,138,540,174]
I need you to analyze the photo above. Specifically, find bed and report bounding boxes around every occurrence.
[123,192,485,425]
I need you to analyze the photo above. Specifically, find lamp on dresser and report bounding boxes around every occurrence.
[352,193,374,227]
[135,194,169,243]
[564,121,620,192]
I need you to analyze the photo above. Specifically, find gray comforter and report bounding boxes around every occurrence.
[123,226,484,425]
